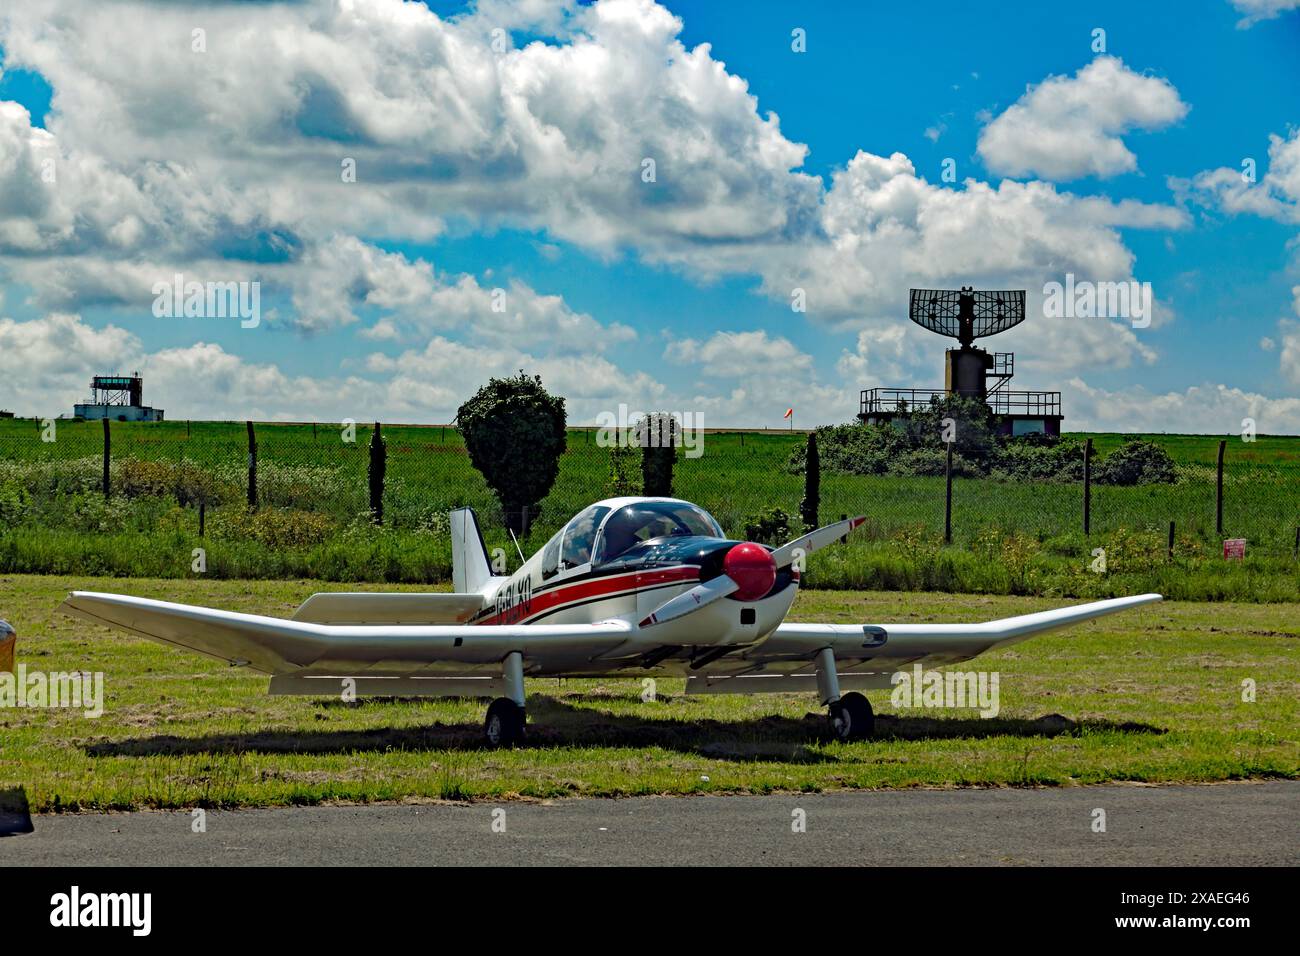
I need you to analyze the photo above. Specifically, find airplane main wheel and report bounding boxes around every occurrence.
[484,698,526,747]
[828,692,874,741]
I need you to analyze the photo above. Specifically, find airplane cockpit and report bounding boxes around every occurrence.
[594,500,723,564]
[540,498,725,580]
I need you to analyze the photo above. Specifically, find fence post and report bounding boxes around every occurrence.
[1168,520,1175,560]
[1215,439,1226,535]
[840,514,848,544]
[369,422,386,525]
[101,418,111,497]
[246,420,258,510]
[943,440,953,544]
[1293,526,1299,560]
[199,501,206,538]
[1083,438,1092,535]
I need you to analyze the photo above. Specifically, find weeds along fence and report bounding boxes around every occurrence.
[1,418,1298,580]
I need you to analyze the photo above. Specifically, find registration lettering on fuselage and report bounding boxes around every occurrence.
[494,575,533,623]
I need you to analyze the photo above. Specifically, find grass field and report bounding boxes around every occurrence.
[1,575,1295,810]
[3,419,1300,600]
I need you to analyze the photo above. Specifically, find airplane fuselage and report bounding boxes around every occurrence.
[471,533,800,662]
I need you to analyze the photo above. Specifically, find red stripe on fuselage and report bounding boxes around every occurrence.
[474,565,700,626]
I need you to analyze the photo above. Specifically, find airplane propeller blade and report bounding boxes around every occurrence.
[639,575,739,628]
[769,516,866,570]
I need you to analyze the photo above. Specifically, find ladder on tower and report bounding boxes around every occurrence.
[986,352,1014,396]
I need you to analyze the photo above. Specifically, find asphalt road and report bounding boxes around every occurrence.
[2,782,1296,866]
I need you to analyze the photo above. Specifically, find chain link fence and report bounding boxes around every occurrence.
[1,418,1296,575]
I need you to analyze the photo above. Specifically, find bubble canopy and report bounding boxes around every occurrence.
[592,500,724,565]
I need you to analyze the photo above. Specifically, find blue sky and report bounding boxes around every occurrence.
[1,0,1298,429]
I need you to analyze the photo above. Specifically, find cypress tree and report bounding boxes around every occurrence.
[369,422,387,524]
[799,431,820,530]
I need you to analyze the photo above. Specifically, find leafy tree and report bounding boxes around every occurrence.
[456,372,567,534]
[799,431,820,530]
[636,412,678,497]
[606,443,638,497]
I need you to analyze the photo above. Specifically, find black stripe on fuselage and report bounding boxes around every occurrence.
[467,565,694,625]
[520,579,689,624]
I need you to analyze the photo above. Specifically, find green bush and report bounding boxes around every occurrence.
[118,458,221,504]
[888,447,981,478]
[209,507,336,548]
[992,438,1086,482]
[606,444,638,497]
[743,507,793,545]
[897,395,997,464]
[65,493,133,533]
[1093,438,1178,485]
[0,482,29,525]
[790,409,1167,486]
[787,422,906,476]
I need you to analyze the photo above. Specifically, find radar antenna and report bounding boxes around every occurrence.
[909,287,1025,347]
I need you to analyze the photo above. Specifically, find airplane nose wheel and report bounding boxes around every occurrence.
[828,692,874,741]
[484,697,526,747]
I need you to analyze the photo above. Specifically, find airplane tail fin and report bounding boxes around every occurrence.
[451,507,497,595]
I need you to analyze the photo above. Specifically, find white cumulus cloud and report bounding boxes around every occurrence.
[1179,129,1300,224]
[1229,0,1300,27]
[977,56,1188,181]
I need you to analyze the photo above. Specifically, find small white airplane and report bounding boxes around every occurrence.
[60,497,1161,745]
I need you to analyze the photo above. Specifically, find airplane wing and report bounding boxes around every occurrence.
[291,591,484,624]
[60,591,631,677]
[683,593,1162,694]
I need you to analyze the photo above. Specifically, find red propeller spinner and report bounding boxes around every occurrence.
[722,542,777,601]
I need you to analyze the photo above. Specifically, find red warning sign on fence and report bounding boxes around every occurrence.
[1223,538,1246,560]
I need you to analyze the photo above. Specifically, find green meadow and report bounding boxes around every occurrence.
[0,575,1294,810]
[1,418,1298,600]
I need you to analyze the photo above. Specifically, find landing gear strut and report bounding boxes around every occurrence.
[815,646,874,741]
[484,650,527,747]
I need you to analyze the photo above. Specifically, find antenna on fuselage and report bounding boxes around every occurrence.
[507,526,526,565]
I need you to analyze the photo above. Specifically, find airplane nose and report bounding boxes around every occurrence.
[722,542,777,601]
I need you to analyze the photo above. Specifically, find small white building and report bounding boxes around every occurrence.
[74,375,164,422]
